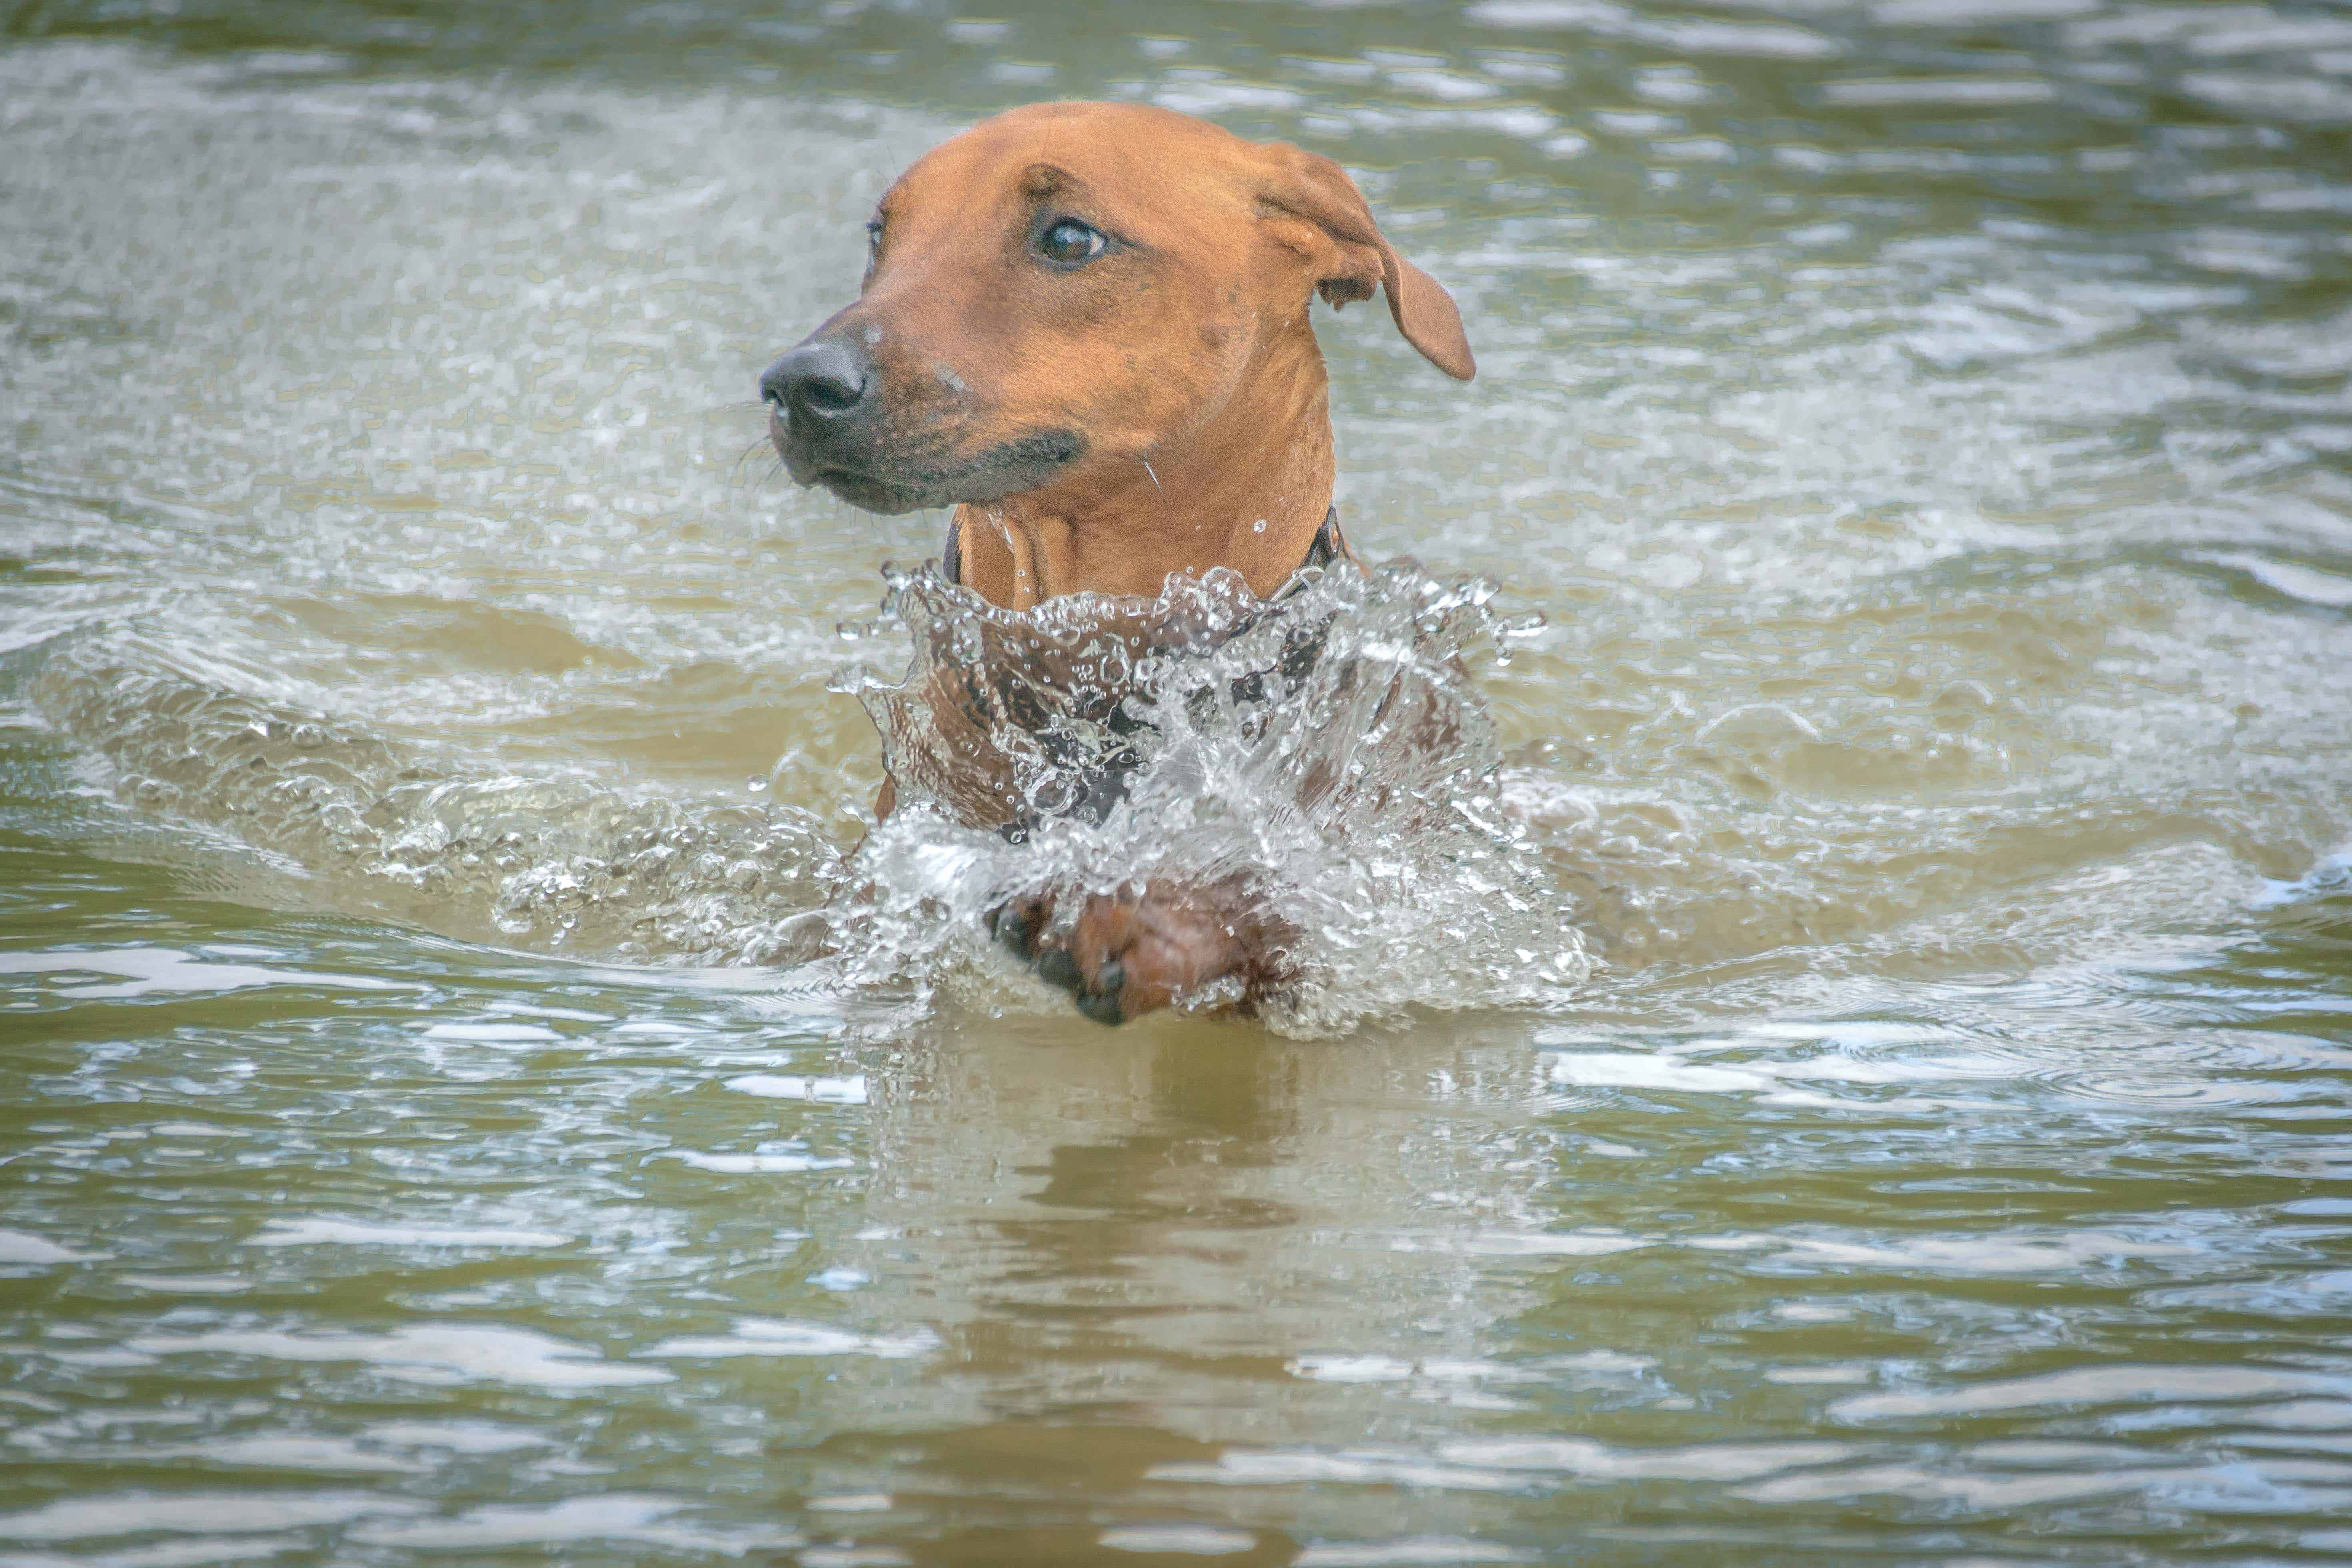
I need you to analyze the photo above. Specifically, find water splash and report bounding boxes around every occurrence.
[828,558,1585,1034]
[31,560,1583,1032]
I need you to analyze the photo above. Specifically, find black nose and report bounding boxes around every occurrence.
[760,338,870,424]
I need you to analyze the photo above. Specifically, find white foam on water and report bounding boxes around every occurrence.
[1463,0,1637,32]
[1149,1435,1854,1494]
[344,1495,794,1553]
[636,1317,939,1361]
[1292,1540,1534,1567]
[1832,1365,2352,1422]
[1289,1355,1418,1384]
[1635,17,1846,57]
[1820,77,2059,106]
[1734,1461,2201,1509]
[124,1324,672,1391]
[0,1491,419,1541]
[1764,1365,1875,1385]
[0,1232,105,1267]
[0,948,402,999]
[243,1219,570,1250]
[126,1436,424,1476]
[0,1538,307,1568]
[1874,0,2098,20]
[358,1420,556,1454]
[2240,1402,2352,1432]
[663,1150,856,1174]
[113,1276,250,1296]
[1543,1053,1778,1094]
[1146,1450,1524,1492]
[1434,1438,1854,1480]
[1286,1354,1630,1400]
[2186,16,2352,54]
[723,1074,868,1103]
[1386,1230,1654,1258]
[798,1548,912,1568]
[1098,1525,1258,1555]
[1675,1228,2198,1276]
[2186,550,2352,608]
[417,1022,564,1044]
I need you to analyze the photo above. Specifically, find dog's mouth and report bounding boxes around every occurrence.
[775,420,1086,516]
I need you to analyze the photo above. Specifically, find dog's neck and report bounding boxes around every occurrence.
[951,331,1336,609]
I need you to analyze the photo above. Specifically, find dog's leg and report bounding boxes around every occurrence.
[991,881,1289,1024]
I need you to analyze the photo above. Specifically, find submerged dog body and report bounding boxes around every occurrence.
[762,101,1475,1021]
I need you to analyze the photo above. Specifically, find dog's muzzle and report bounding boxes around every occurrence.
[758,332,1086,516]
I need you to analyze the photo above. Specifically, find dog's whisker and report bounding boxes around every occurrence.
[729,436,773,486]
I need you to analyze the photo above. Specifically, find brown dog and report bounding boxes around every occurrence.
[761,101,1474,1022]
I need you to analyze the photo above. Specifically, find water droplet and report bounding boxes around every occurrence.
[1251,518,1268,533]
[746,776,768,792]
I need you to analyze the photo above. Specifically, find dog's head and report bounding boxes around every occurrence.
[762,102,1473,516]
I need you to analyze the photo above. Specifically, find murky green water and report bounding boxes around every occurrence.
[5,0,2352,1562]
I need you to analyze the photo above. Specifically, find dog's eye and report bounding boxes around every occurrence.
[865,219,883,260]
[1036,218,1107,267]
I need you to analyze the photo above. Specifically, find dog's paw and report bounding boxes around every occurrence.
[990,883,1272,1025]
[988,891,1082,995]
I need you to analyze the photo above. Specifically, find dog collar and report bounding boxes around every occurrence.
[940,506,1346,590]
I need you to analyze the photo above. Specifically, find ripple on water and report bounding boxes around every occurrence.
[120,1324,673,1391]
[111,1276,251,1296]
[1150,1436,1856,1493]
[635,1318,940,1361]
[241,1219,572,1250]
[1290,1541,1533,1567]
[662,1148,856,1174]
[0,1489,421,1542]
[723,1073,868,1102]
[344,1495,797,1556]
[0,1233,106,1267]
[1830,1364,2352,1423]
[85,1436,423,1476]
[0,947,406,1001]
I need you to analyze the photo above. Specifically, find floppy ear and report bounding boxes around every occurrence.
[1254,145,1476,381]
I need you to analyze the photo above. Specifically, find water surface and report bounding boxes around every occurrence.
[4,1,2352,1562]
